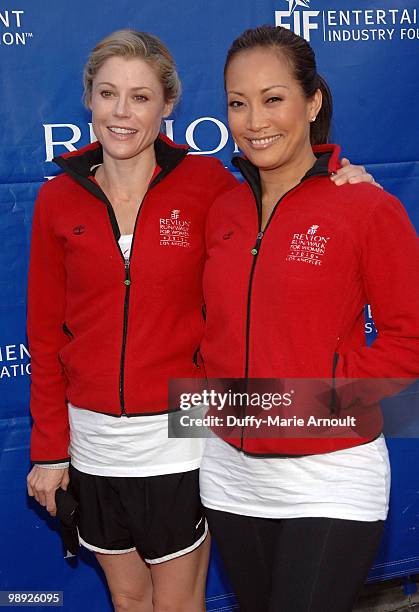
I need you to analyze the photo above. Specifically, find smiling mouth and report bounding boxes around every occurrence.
[108,126,138,135]
[246,134,282,148]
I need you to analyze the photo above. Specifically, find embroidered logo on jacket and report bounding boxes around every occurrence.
[159,209,191,248]
[286,225,330,266]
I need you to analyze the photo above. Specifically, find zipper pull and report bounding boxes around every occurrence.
[124,260,131,286]
[251,231,264,256]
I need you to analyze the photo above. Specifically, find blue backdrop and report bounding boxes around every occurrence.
[0,1,418,609]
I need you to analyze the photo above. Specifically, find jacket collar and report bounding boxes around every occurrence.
[52,134,189,241]
[232,143,341,207]
[53,132,189,188]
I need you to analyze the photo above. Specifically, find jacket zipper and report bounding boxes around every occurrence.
[116,166,176,415]
[116,189,152,416]
[241,182,310,449]
[119,258,132,415]
[244,230,264,379]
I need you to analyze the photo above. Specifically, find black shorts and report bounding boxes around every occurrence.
[69,465,207,564]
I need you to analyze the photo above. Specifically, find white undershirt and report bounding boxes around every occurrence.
[68,234,205,477]
[200,436,390,522]
[68,405,205,477]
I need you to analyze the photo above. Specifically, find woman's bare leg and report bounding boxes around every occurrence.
[150,534,210,612]
[96,550,153,612]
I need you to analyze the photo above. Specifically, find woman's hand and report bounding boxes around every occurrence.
[331,157,382,188]
[27,465,69,517]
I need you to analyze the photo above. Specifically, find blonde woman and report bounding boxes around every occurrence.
[26,29,236,612]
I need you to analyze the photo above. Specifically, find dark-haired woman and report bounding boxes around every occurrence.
[200,25,419,612]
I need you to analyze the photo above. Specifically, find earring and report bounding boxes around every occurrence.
[310,116,317,122]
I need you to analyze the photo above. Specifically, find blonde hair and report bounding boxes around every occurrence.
[83,29,181,106]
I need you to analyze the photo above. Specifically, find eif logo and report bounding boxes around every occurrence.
[275,0,320,41]
[275,5,419,44]
[171,209,180,220]
[307,225,319,235]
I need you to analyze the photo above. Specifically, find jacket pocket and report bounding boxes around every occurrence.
[62,322,74,339]
[330,351,340,414]
[193,346,201,369]
[59,323,75,373]
[193,346,207,378]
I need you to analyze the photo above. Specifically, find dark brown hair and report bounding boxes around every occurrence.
[224,25,332,145]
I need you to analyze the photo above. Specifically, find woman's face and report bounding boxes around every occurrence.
[89,56,173,162]
[226,47,321,172]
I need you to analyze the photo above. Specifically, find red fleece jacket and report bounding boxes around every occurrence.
[201,144,419,456]
[28,134,237,463]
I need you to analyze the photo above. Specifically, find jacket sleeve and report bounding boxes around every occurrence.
[335,192,419,404]
[27,183,70,463]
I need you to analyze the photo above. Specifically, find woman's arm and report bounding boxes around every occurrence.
[336,193,419,404]
[26,183,71,513]
[27,184,70,463]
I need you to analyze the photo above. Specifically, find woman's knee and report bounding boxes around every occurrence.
[111,591,153,612]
